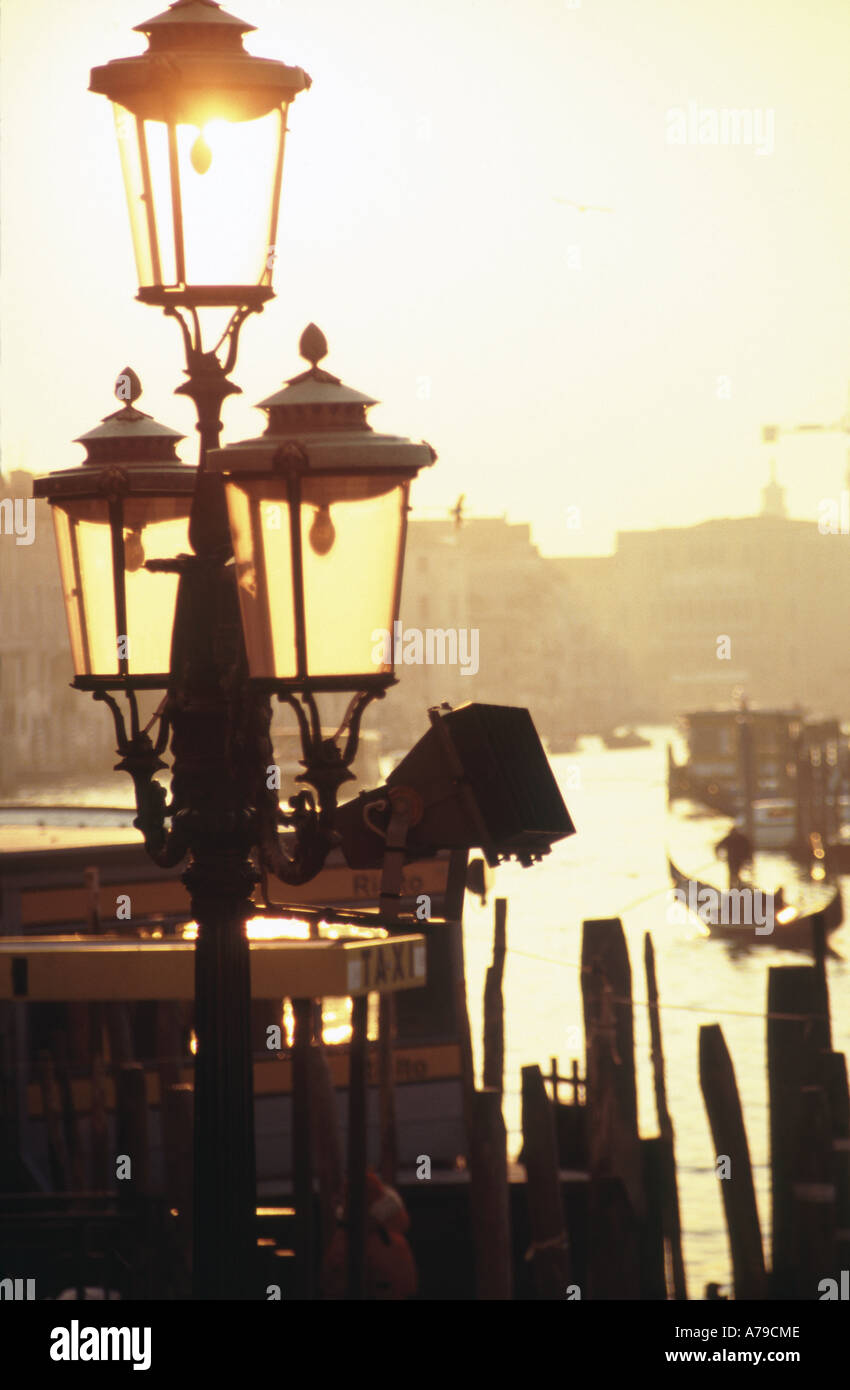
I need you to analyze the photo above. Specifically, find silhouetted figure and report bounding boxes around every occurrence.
[716,825,753,890]
[322,1170,417,1300]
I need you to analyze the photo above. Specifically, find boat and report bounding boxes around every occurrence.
[668,707,850,821]
[0,803,470,1192]
[666,855,843,949]
[602,728,651,750]
[750,799,797,850]
[544,732,579,755]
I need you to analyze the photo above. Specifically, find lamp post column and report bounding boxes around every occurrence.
[167,382,268,1299]
[185,829,258,1300]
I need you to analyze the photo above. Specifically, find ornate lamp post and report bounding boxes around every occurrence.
[34,0,435,1299]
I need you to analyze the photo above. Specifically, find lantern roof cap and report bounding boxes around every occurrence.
[74,369,186,453]
[207,328,437,477]
[134,0,256,38]
[91,2,310,122]
[33,372,194,502]
[256,324,379,411]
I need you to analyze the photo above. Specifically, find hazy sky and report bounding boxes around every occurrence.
[2,0,849,556]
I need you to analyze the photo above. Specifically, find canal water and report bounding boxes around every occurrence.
[462,728,850,1297]
[8,726,849,1297]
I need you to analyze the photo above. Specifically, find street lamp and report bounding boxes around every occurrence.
[89,0,309,312]
[36,371,192,689]
[32,0,436,1300]
[89,0,311,488]
[208,321,435,865]
[213,323,434,696]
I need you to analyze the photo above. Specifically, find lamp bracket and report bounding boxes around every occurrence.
[255,687,383,887]
[281,687,382,809]
[92,689,186,867]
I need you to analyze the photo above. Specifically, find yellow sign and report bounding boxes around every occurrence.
[16,857,449,928]
[0,933,428,1002]
[25,1043,465,1117]
[344,937,427,994]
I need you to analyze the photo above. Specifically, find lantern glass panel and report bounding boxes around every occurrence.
[113,102,286,292]
[52,497,191,679]
[227,482,287,677]
[301,479,407,678]
[54,501,114,676]
[226,476,409,682]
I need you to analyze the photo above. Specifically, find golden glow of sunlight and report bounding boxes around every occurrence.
[117,106,283,289]
[179,918,386,1047]
[180,916,389,942]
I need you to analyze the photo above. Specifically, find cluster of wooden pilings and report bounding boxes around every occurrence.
[793,730,850,851]
[467,902,849,1300]
[697,917,849,1300]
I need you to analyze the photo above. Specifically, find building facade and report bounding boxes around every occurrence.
[0,470,109,795]
[557,512,850,720]
[377,515,641,752]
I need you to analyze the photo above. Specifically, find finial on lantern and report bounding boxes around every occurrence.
[115,367,143,405]
[299,324,328,369]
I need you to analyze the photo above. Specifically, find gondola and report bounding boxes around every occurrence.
[666,855,843,949]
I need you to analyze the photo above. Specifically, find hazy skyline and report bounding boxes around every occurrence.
[2,0,849,556]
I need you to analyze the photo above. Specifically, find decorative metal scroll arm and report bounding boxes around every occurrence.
[255,688,382,887]
[92,690,187,869]
[252,692,333,886]
[334,688,385,770]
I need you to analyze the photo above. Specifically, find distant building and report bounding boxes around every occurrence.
[5,471,843,798]
[558,507,850,719]
[378,515,641,751]
[0,470,108,795]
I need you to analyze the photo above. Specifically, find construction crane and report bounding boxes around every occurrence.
[763,382,850,494]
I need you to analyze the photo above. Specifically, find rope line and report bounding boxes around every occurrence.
[493,942,838,1023]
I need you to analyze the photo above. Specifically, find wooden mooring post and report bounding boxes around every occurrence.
[520,1064,570,1298]
[482,898,507,1098]
[644,933,687,1300]
[767,964,835,1297]
[581,918,643,1298]
[469,1088,512,1299]
[825,1052,850,1272]
[699,1024,766,1299]
[812,913,832,1050]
